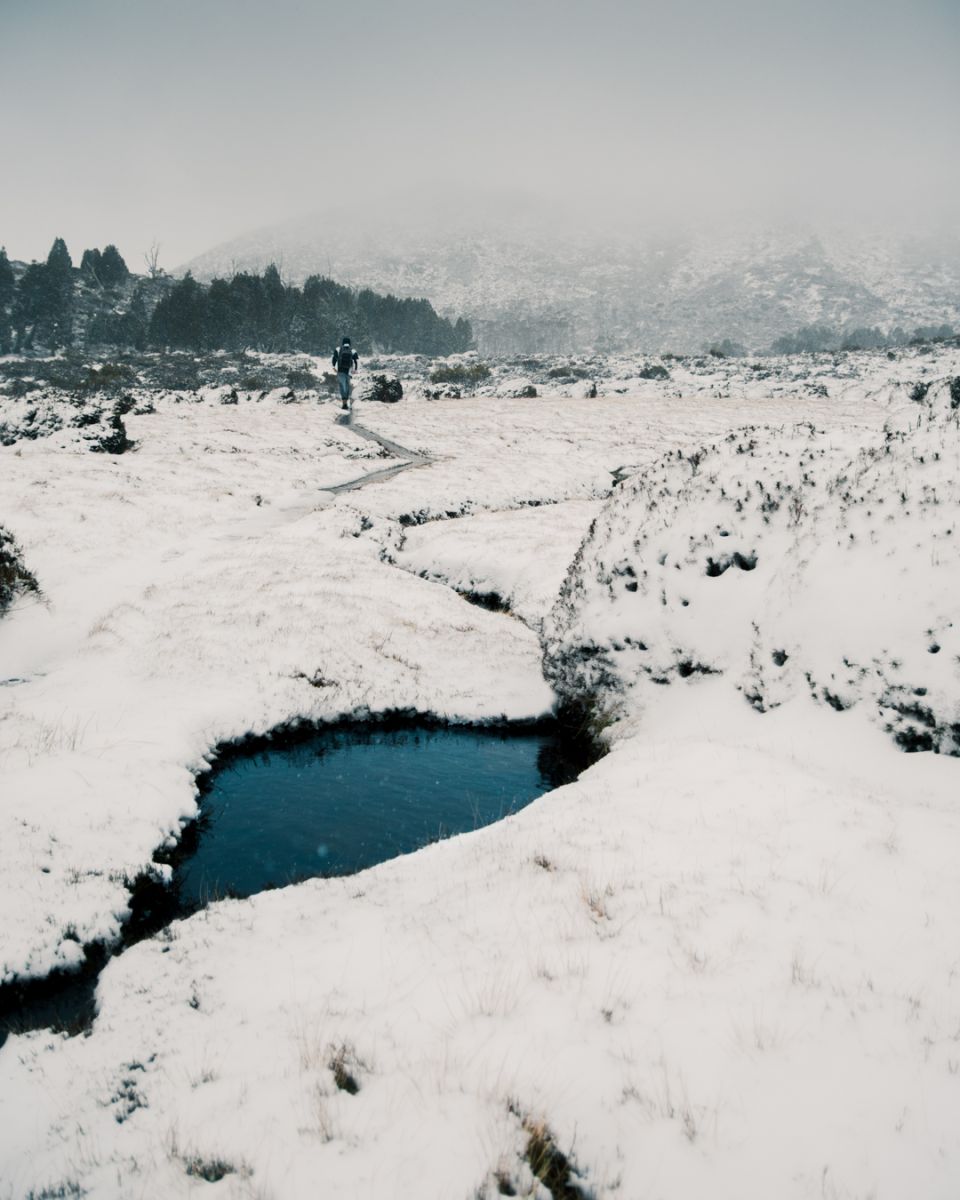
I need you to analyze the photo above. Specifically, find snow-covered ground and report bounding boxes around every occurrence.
[1,348,959,1198]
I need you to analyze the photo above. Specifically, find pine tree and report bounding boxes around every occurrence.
[99,245,129,287]
[0,249,14,352]
[42,237,76,346]
[148,272,207,349]
[13,262,45,349]
[262,263,287,350]
[120,286,149,350]
[80,248,104,281]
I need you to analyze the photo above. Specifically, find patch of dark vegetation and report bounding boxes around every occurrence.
[910,381,931,403]
[330,1044,361,1095]
[521,1114,591,1199]
[676,659,720,679]
[111,1062,149,1124]
[891,700,937,728]
[552,697,619,760]
[458,588,510,613]
[892,724,936,753]
[879,689,960,756]
[0,526,41,614]
[771,649,789,667]
[24,1183,87,1200]
[705,551,757,577]
[821,688,850,712]
[638,363,670,380]
[950,377,960,410]
[182,1156,237,1183]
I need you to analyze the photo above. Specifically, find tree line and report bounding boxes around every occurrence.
[0,238,473,357]
[769,322,956,355]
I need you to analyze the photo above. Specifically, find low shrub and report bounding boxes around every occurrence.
[238,374,270,392]
[428,362,491,385]
[286,366,320,390]
[84,362,137,391]
[547,365,591,380]
[143,356,202,391]
[87,404,133,454]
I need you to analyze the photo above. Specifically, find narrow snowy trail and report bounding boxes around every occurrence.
[319,410,435,494]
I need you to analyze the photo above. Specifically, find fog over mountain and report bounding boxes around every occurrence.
[183,193,960,354]
[4,0,957,308]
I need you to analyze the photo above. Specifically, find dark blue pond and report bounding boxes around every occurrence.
[175,724,583,906]
[0,721,591,1047]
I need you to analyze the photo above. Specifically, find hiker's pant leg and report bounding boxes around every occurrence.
[338,372,350,400]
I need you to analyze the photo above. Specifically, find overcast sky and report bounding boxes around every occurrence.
[2,0,957,269]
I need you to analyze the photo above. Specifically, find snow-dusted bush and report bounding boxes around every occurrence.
[0,526,39,614]
[364,374,404,403]
[428,362,491,386]
[86,402,133,454]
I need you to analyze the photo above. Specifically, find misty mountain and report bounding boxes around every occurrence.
[182,197,960,354]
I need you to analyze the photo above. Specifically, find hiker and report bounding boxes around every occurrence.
[332,337,359,409]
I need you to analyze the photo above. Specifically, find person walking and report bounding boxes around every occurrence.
[332,337,359,410]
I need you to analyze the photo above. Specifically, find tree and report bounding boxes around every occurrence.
[144,240,163,279]
[0,249,14,352]
[99,245,129,287]
[80,248,104,282]
[120,285,149,350]
[43,237,75,346]
[261,263,288,349]
[149,272,207,349]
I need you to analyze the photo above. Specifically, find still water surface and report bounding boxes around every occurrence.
[177,725,581,905]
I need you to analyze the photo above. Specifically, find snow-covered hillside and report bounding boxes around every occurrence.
[182,203,960,353]
[2,346,960,1199]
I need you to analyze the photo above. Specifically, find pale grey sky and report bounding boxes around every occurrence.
[2,0,957,268]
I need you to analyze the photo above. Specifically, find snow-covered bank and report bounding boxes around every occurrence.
[2,348,960,1198]
[543,378,960,752]
[4,699,959,1199]
[0,396,554,984]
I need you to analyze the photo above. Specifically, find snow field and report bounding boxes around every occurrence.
[1,349,959,1197]
[4,700,959,1198]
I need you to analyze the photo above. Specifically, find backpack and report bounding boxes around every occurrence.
[337,346,354,372]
